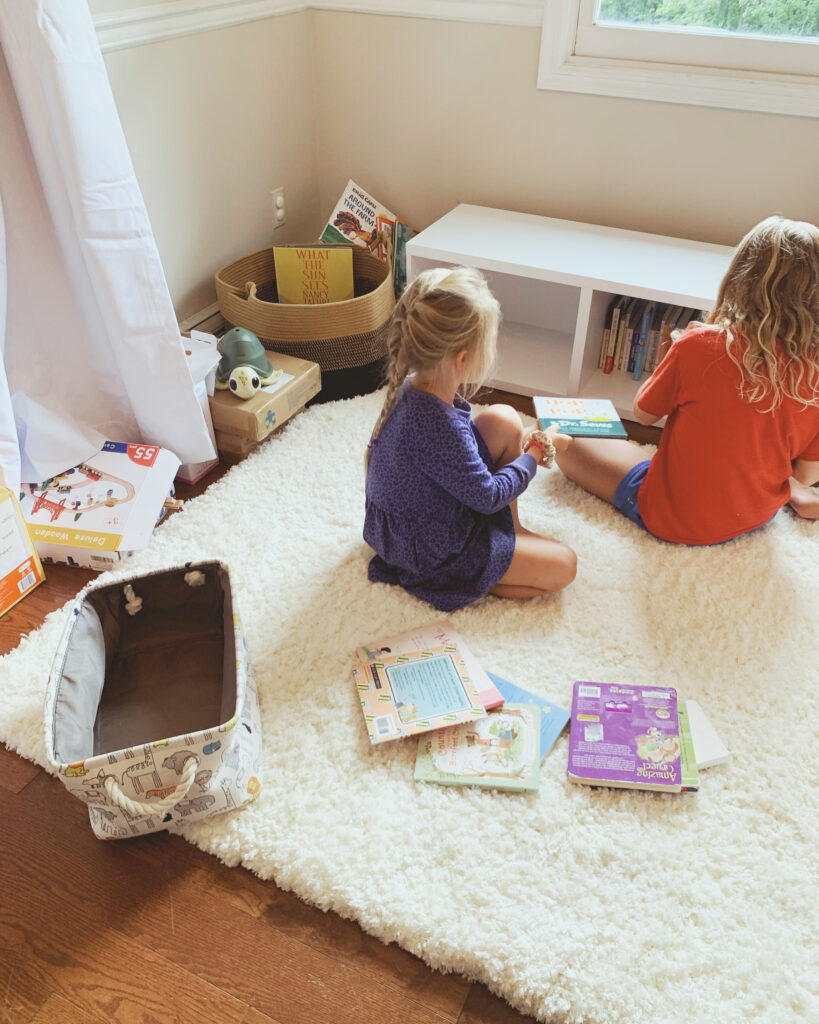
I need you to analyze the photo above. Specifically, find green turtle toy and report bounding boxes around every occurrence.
[215,327,283,400]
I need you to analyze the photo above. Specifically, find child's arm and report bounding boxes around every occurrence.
[420,419,536,516]
[792,458,819,486]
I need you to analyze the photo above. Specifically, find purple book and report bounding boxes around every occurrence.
[567,682,682,792]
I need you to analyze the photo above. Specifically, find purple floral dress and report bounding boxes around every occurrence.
[364,382,537,611]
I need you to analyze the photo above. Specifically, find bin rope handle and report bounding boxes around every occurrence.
[104,756,198,817]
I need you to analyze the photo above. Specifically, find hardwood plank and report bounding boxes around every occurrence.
[140,855,470,1021]
[0,742,40,794]
[458,985,539,1024]
[1,771,462,1024]
[27,992,110,1023]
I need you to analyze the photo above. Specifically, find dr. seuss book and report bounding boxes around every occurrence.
[272,244,354,305]
[487,672,569,761]
[567,682,682,792]
[414,703,540,792]
[320,179,397,260]
[351,645,487,745]
[355,620,504,711]
[533,397,628,440]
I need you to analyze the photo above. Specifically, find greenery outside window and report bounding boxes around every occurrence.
[538,0,819,117]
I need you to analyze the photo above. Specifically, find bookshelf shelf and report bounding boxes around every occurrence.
[406,206,734,418]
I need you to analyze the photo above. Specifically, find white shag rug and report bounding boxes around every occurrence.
[2,390,818,1024]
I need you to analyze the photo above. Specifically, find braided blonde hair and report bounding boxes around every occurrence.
[365,266,500,469]
[707,215,819,410]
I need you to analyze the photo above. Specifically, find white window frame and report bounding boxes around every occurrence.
[538,0,819,118]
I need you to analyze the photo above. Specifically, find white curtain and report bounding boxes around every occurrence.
[0,1,215,494]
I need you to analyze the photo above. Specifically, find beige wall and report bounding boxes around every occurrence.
[313,12,818,249]
[101,9,818,318]
[104,11,320,319]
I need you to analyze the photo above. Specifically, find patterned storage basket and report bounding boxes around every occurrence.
[214,245,395,401]
[44,560,262,839]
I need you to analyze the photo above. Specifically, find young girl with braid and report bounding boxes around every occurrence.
[363,266,576,612]
[555,215,819,543]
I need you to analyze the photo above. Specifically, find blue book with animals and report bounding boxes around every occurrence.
[487,672,570,762]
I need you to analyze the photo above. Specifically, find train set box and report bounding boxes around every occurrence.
[19,442,180,570]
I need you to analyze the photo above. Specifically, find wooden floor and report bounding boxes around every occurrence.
[0,390,658,1024]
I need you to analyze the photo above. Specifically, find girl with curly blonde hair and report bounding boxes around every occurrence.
[364,266,576,611]
[555,215,819,544]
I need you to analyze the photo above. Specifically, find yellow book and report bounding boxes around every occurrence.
[0,486,45,617]
[273,244,354,305]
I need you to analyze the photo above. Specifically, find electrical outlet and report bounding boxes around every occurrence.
[271,187,286,229]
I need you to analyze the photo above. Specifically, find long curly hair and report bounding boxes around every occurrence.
[365,266,500,470]
[706,215,819,409]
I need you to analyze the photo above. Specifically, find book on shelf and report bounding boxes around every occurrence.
[567,681,683,793]
[320,178,396,261]
[602,295,628,374]
[351,643,487,745]
[643,303,666,377]
[631,301,656,381]
[654,304,683,369]
[620,298,646,372]
[614,296,638,372]
[355,619,504,711]
[414,702,541,792]
[272,244,354,304]
[625,299,647,374]
[599,294,623,370]
[685,699,730,769]
[533,396,628,440]
[486,672,570,761]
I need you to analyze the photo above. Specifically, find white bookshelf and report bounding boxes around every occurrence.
[405,205,734,418]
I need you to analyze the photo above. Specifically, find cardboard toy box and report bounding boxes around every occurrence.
[208,350,321,443]
[0,487,46,617]
[19,442,180,571]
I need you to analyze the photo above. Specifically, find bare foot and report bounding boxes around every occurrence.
[788,477,819,520]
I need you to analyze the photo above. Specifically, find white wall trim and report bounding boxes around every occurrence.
[94,1,305,52]
[93,0,543,52]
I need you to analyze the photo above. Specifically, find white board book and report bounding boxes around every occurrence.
[685,699,731,769]
[533,397,628,439]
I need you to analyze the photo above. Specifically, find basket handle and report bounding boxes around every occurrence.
[104,756,198,817]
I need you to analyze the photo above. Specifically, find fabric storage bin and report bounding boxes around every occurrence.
[44,560,263,839]
[215,245,394,402]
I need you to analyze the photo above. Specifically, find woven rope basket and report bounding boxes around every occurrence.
[215,246,395,372]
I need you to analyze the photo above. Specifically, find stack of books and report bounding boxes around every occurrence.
[597,296,709,381]
[567,681,730,794]
[352,623,730,797]
[352,621,570,793]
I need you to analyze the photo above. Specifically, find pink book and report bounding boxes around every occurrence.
[355,619,504,711]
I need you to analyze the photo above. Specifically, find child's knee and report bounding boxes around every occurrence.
[550,544,577,591]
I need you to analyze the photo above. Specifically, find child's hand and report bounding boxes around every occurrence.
[544,423,572,454]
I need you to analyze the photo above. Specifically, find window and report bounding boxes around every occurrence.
[538,0,819,117]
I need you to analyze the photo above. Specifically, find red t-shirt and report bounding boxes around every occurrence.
[636,327,819,545]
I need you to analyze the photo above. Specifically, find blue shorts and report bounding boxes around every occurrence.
[613,460,651,532]
[612,460,775,544]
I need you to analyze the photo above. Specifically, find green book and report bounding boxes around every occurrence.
[414,703,541,792]
[678,701,700,792]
